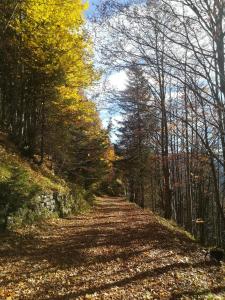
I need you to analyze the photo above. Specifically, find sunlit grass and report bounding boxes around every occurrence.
[0,145,68,194]
[154,214,196,242]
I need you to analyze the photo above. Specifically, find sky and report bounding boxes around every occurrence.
[85,0,129,94]
[86,0,101,17]
[85,0,128,142]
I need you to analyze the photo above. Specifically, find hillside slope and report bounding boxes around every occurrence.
[0,137,90,230]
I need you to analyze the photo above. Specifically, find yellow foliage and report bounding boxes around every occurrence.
[12,0,95,88]
[3,0,111,188]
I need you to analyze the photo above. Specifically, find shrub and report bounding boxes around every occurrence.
[0,167,41,230]
[7,207,58,230]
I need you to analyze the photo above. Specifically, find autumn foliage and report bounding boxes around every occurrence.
[0,0,112,192]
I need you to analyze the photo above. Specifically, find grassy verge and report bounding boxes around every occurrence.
[154,213,196,242]
[0,145,92,230]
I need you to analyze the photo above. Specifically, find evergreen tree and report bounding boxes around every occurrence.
[117,66,158,208]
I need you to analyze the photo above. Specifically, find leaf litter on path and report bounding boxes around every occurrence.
[0,197,225,299]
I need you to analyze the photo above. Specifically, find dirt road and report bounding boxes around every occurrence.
[0,197,224,299]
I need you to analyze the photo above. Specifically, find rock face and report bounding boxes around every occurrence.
[34,191,75,218]
[0,191,80,230]
[0,185,90,230]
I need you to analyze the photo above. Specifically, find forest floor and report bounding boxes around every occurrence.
[0,197,225,300]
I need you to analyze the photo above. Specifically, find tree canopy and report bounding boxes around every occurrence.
[0,0,113,191]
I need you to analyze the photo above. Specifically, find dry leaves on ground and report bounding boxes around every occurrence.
[0,197,225,299]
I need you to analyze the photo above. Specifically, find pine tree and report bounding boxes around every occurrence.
[117,66,157,208]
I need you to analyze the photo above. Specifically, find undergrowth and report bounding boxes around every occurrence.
[0,145,92,230]
[154,214,196,242]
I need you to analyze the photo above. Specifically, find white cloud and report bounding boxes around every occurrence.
[108,71,128,91]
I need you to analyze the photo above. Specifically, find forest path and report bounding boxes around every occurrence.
[0,197,225,300]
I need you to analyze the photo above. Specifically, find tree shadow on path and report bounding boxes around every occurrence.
[0,197,224,300]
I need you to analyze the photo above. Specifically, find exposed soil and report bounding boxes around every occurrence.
[0,197,225,299]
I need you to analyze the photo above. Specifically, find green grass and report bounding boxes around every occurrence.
[0,145,91,230]
[154,213,196,242]
[0,145,68,194]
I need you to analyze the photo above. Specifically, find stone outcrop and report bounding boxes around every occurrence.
[34,191,76,218]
